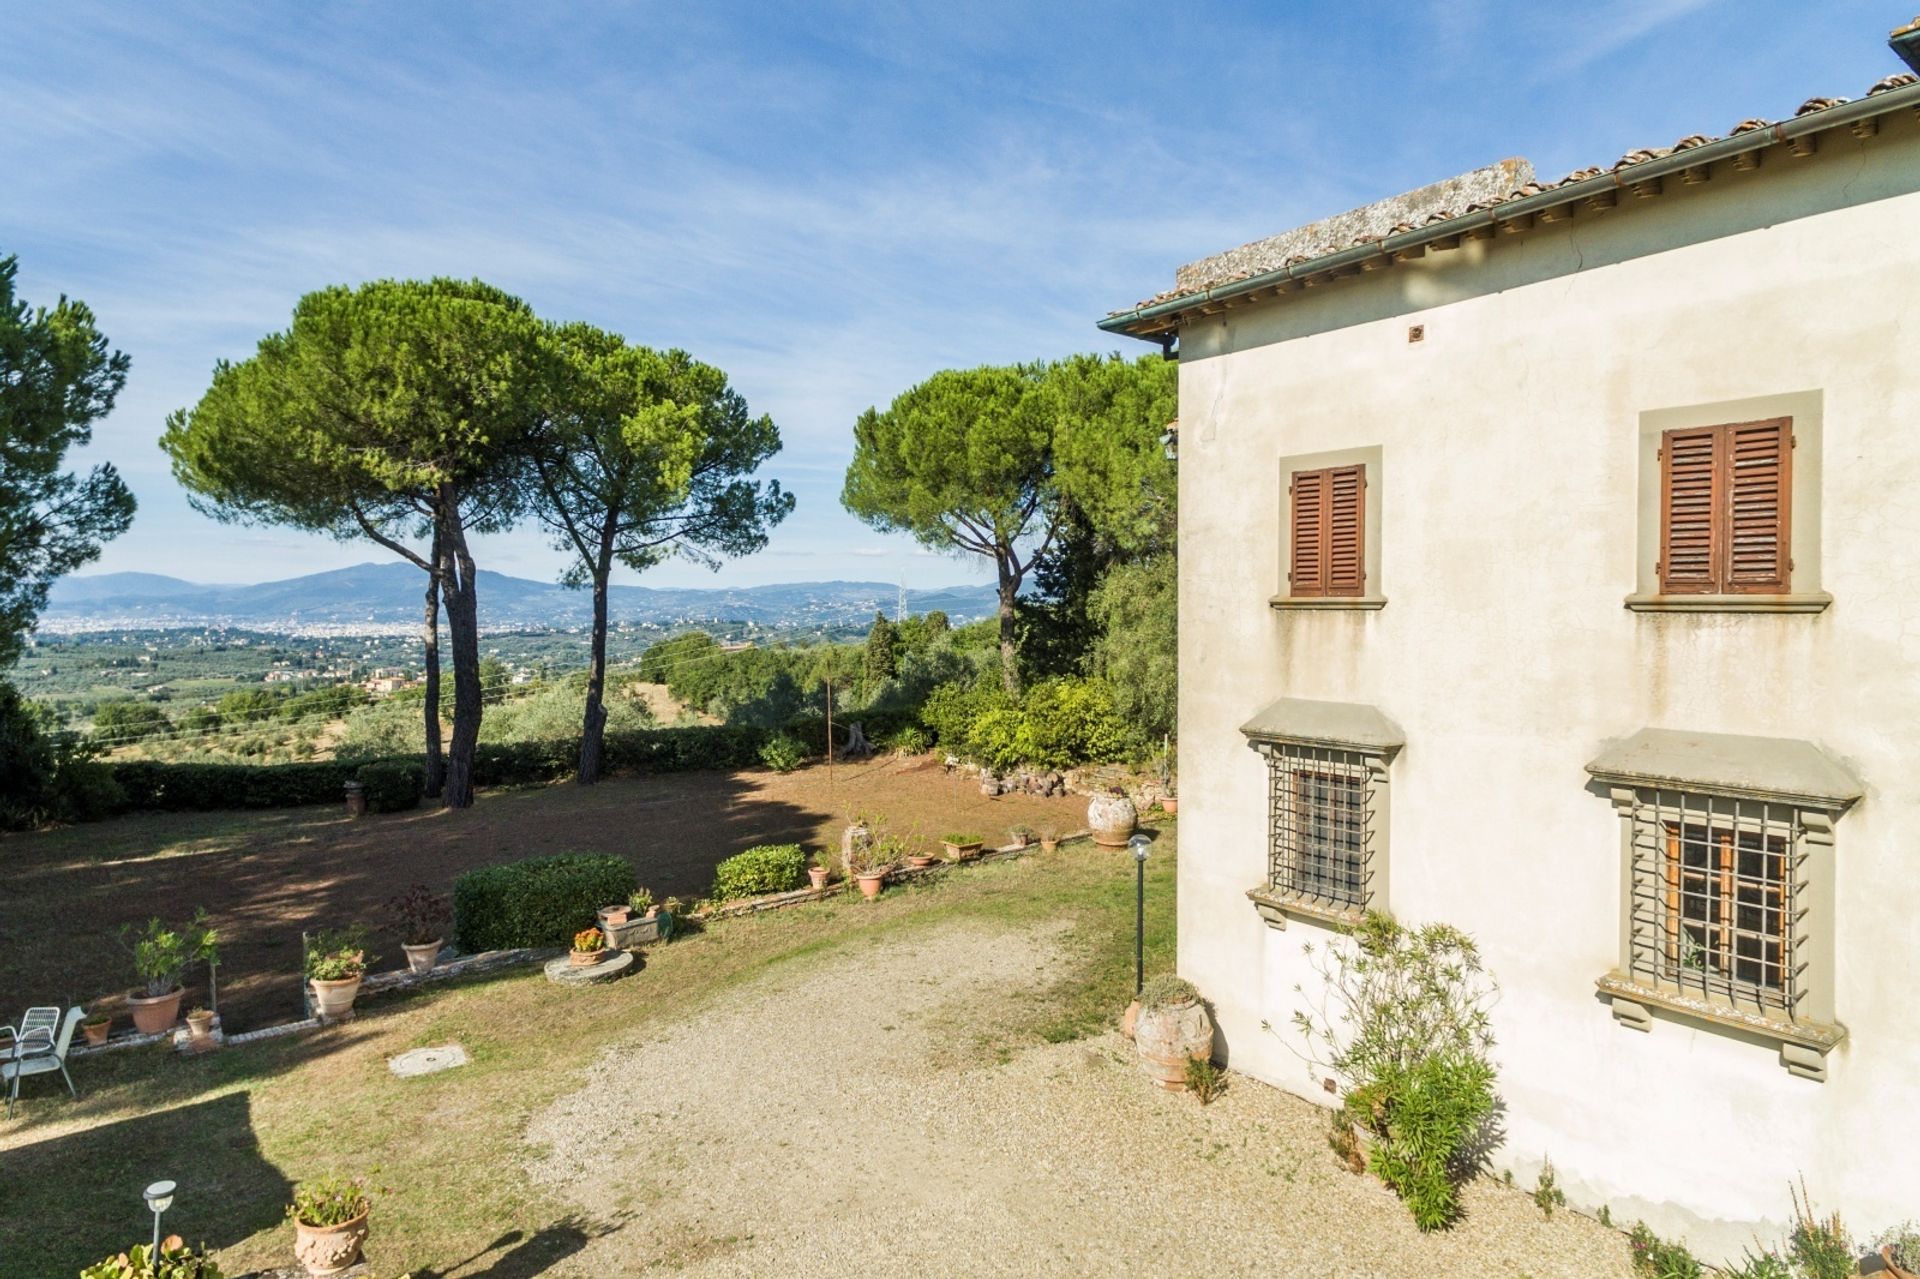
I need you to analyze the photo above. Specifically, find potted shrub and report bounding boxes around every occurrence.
[940,831,984,860]
[1088,787,1138,847]
[1878,1223,1920,1279]
[903,841,939,870]
[847,837,894,901]
[122,912,219,1035]
[1160,790,1178,816]
[1039,827,1060,854]
[81,1012,111,1047]
[1132,974,1215,1091]
[286,1173,372,1277]
[570,926,606,966]
[388,884,450,974]
[1008,824,1035,850]
[305,927,371,1023]
[807,853,832,892]
[185,1006,215,1040]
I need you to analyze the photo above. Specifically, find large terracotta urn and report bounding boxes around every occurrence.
[1134,989,1215,1090]
[1087,789,1138,848]
[293,1209,369,1276]
[310,976,361,1023]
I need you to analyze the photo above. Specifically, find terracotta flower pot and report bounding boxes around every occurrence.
[185,1010,215,1039]
[569,948,603,967]
[1160,797,1178,816]
[599,905,631,927]
[1883,1247,1919,1279]
[855,871,886,900]
[292,1209,369,1277]
[126,987,184,1036]
[82,1018,110,1046]
[1088,791,1138,848]
[309,975,362,1023]
[1040,838,1060,853]
[807,866,830,891]
[941,840,983,861]
[401,940,442,974]
[1119,998,1141,1041]
[1134,993,1215,1090]
[905,854,938,869]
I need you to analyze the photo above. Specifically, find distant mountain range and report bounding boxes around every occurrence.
[42,563,1001,632]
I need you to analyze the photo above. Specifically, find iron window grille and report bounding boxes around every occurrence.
[1262,743,1377,910]
[1625,789,1809,1017]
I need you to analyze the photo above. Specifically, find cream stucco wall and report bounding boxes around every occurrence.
[1174,106,1920,1258]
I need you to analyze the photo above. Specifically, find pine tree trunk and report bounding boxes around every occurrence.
[996,552,1020,695]
[438,497,484,810]
[420,528,445,798]
[576,539,614,786]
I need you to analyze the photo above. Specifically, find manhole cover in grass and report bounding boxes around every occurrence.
[389,1043,470,1077]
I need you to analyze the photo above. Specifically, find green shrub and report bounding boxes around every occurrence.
[878,723,932,754]
[1348,1053,1497,1230]
[355,759,423,813]
[757,731,809,773]
[711,843,807,901]
[1629,1222,1704,1279]
[1139,973,1199,1011]
[111,760,355,812]
[81,1240,224,1278]
[1184,1056,1224,1104]
[91,698,173,742]
[453,853,635,952]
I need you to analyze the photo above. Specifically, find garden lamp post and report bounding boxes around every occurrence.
[1129,833,1151,996]
[143,1180,175,1255]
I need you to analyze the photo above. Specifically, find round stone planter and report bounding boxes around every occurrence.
[126,987,184,1036]
[1134,994,1214,1090]
[401,940,442,974]
[310,976,362,1023]
[1087,791,1138,848]
[292,1208,369,1277]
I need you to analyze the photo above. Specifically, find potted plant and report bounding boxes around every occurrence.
[81,1012,111,1047]
[1878,1223,1920,1279]
[1008,824,1035,850]
[1039,827,1060,854]
[571,926,607,966]
[1132,974,1215,1091]
[940,831,984,860]
[306,927,371,1023]
[1160,790,1178,816]
[388,884,450,974]
[847,837,894,901]
[185,1006,215,1040]
[629,887,658,919]
[903,838,939,870]
[807,853,832,892]
[600,888,648,929]
[286,1173,371,1277]
[121,912,219,1035]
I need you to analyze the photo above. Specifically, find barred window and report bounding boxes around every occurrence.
[1629,791,1807,1016]
[1264,744,1376,910]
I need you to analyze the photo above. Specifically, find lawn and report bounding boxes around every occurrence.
[0,823,1178,1277]
[0,754,1088,1031]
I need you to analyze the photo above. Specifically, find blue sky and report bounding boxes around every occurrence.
[4,1,1906,590]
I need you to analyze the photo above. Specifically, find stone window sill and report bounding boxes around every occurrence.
[1269,595,1387,612]
[1623,592,1831,615]
[1595,971,1845,1080]
[1247,885,1367,931]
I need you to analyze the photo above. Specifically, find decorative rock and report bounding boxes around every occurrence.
[544,949,634,985]
[388,1043,470,1078]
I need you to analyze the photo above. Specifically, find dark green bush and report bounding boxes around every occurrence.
[453,853,635,953]
[0,681,59,829]
[355,759,423,813]
[757,732,808,772]
[711,843,807,901]
[110,760,354,812]
[1348,1053,1496,1230]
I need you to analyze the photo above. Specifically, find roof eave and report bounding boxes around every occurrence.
[1097,81,1920,342]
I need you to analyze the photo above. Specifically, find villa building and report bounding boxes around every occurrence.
[1099,27,1920,1257]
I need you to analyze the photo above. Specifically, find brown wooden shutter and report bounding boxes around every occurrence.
[1288,464,1366,598]
[1657,418,1791,595]
[1724,418,1792,593]
[1289,469,1328,596]
[1327,464,1366,596]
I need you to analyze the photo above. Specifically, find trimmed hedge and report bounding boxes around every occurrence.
[711,843,807,901]
[357,759,423,813]
[110,760,355,812]
[452,853,635,953]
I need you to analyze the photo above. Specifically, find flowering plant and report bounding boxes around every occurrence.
[572,927,606,953]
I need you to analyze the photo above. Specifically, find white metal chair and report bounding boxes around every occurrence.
[2,1006,83,1117]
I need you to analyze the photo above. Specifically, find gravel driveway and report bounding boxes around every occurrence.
[526,922,1634,1278]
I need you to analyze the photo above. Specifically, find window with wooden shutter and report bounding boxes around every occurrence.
[1288,464,1366,598]
[1657,418,1791,595]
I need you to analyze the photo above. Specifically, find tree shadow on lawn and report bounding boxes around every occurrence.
[0,1090,290,1274]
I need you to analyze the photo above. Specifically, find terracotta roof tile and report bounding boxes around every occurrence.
[1870,72,1919,93]
[1796,95,1850,115]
